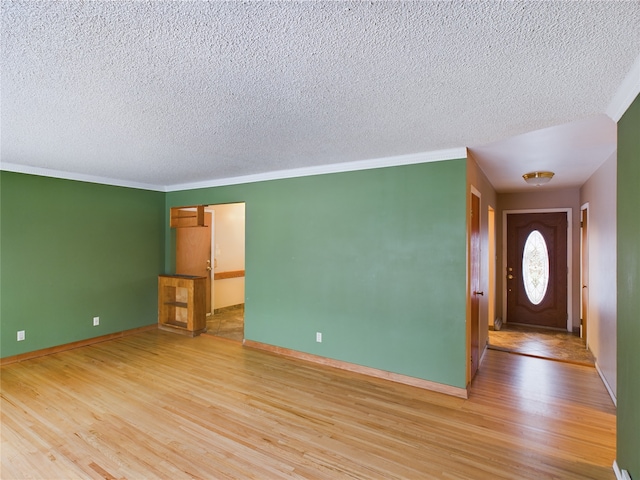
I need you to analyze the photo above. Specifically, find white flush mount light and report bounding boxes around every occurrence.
[522,171,554,186]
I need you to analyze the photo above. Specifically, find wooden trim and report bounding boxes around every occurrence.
[214,270,245,280]
[0,325,157,366]
[243,340,469,399]
[213,303,244,314]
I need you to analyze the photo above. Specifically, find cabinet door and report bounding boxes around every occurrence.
[170,205,205,228]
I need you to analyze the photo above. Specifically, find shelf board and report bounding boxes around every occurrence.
[164,301,188,308]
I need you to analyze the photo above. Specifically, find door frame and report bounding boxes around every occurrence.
[502,208,573,332]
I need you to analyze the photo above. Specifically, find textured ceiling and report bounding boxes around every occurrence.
[2,1,640,190]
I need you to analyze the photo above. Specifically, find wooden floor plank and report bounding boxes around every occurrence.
[1,330,616,479]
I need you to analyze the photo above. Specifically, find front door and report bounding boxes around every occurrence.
[176,211,212,314]
[506,212,567,329]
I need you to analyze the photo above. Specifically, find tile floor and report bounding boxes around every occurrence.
[488,323,595,366]
[205,304,244,342]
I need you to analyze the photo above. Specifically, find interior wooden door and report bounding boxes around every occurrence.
[581,207,588,342]
[469,192,481,380]
[506,212,567,329]
[176,211,212,314]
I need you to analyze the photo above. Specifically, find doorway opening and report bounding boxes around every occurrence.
[206,203,245,342]
[175,202,246,342]
[488,207,594,365]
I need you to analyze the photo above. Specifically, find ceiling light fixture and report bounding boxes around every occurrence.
[522,171,554,186]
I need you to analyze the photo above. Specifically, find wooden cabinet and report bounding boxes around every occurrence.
[170,205,206,228]
[158,275,207,336]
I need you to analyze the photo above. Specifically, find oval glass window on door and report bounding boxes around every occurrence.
[522,230,549,305]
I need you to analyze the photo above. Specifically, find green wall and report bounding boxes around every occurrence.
[0,172,165,358]
[167,160,469,388]
[617,93,640,478]
[1,160,468,389]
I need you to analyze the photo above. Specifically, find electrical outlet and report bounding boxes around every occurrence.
[316,332,322,343]
[17,330,25,341]
[93,316,100,326]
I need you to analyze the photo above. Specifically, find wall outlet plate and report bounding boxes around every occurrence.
[17,330,25,341]
[93,316,100,326]
[316,332,322,343]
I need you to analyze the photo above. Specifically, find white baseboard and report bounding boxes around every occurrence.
[613,460,632,480]
[595,361,617,406]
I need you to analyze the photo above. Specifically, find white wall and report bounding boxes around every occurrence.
[580,152,617,397]
[207,203,246,310]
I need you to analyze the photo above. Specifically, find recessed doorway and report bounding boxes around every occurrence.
[504,211,569,329]
[205,203,245,342]
[174,202,246,342]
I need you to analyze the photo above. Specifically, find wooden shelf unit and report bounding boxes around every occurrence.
[158,275,207,336]
[170,205,206,228]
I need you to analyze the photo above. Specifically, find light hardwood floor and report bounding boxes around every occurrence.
[1,330,616,479]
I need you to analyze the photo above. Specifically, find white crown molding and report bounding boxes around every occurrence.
[165,147,468,192]
[2,147,467,193]
[606,53,640,122]
[0,162,165,192]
